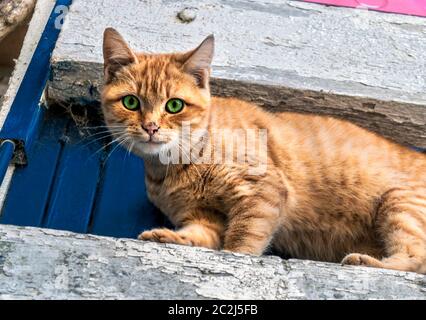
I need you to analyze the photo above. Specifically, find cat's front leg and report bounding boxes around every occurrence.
[139,228,192,246]
[224,195,282,256]
[139,213,225,250]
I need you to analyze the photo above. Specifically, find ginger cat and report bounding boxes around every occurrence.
[101,28,426,274]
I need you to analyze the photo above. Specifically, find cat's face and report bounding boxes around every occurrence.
[101,28,214,158]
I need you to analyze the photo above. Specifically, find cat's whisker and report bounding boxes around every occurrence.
[77,130,125,149]
[89,133,130,160]
[82,137,112,148]
[80,129,124,140]
[78,127,126,136]
[78,129,120,139]
[79,126,129,131]
[123,138,134,163]
[80,132,127,165]
[83,126,128,132]
[128,141,135,157]
[78,128,126,137]
[104,136,131,165]
[77,127,130,140]
[77,134,114,149]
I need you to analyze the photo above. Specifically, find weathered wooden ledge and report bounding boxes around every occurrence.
[0,224,424,300]
[48,0,426,148]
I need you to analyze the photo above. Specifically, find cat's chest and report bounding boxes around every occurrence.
[145,167,223,218]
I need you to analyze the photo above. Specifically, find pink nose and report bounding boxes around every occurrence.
[142,122,159,137]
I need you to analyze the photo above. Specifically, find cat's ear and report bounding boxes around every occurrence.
[103,28,138,82]
[182,35,215,89]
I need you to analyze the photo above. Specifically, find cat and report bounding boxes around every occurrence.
[101,27,426,274]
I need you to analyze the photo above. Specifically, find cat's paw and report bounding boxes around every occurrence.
[341,253,384,268]
[138,228,193,246]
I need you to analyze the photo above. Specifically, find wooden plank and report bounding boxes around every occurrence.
[0,111,67,227]
[0,0,57,209]
[44,122,102,233]
[1,224,425,299]
[48,0,426,148]
[0,0,73,164]
[89,146,164,239]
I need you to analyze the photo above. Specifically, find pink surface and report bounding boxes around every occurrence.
[303,0,426,17]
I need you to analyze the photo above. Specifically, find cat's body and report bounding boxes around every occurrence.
[102,28,426,274]
[144,97,426,266]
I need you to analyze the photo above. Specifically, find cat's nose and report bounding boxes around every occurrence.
[142,122,160,137]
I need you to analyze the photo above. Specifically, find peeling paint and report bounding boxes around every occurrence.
[0,225,425,299]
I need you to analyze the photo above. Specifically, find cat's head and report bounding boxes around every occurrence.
[101,28,214,158]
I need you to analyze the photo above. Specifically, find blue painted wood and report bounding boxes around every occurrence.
[89,146,163,239]
[44,123,103,233]
[0,141,15,184]
[0,0,73,158]
[1,107,165,238]
[1,112,67,227]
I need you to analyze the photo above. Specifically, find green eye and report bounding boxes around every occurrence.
[166,99,185,114]
[122,95,140,111]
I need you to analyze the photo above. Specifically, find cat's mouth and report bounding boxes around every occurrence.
[144,140,165,145]
[125,131,180,157]
[132,133,168,145]
[142,135,169,144]
[133,136,172,153]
